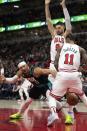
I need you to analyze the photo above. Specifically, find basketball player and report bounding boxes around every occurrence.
[47,33,87,126]
[45,0,75,121]
[45,0,72,82]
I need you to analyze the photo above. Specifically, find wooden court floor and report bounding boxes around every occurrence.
[0,100,87,131]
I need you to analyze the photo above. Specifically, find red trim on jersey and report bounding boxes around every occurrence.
[50,92,61,100]
[67,88,84,97]
[59,68,77,72]
[50,89,84,101]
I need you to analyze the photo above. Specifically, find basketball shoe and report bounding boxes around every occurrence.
[10,112,22,119]
[47,113,59,126]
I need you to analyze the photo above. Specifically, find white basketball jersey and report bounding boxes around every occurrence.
[50,35,65,62]
[58,43,80,72]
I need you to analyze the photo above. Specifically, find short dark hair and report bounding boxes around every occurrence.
[55,22,65,27]
[66,33,75,41]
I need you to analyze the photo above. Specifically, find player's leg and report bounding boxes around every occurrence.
[47,73,67,126]
[72,72,83,113]
[46,89,66,120]
[47,94,59,126]
[68,105,74,118]
[66,92,75,120]
[23,87,29,100]
[17,85,44,117]
[48,71,66,120]
[18,85,41,115]
[19,88,24,101]
[10,85,36,119]
[10,98,33,119]
[80,94,87,106]
[10,85,41,119]
[65,72,83,124]
[36,81,59,126]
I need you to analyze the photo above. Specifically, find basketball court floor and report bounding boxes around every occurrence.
[0,100,87,131]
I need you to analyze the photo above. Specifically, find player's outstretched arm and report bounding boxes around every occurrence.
[4,69,23,84]
[45,0,56,38]
[0,75,18,84]
[33,67,57,78]
[5,75,18,84]
[60,0,72,37]
[41,68,57,78]
[0,68,23,84]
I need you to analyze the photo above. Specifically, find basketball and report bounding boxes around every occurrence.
[33,67,43,77]
[66,93,79,106]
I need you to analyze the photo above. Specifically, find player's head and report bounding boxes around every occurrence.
[55,22,65,35]
[18,61,29,73]
[66,33,75,42]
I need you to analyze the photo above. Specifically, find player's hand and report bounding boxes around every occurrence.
[50,70,57,78]
[60,0,66,7]
[45,0,51,5]
[0,75,6,83]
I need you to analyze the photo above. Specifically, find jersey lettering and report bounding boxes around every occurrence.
[54,37,64,43]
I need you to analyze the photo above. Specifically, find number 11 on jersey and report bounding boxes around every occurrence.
[64,54,74,65]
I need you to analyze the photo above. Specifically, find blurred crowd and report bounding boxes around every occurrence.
[1,39,50,77]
